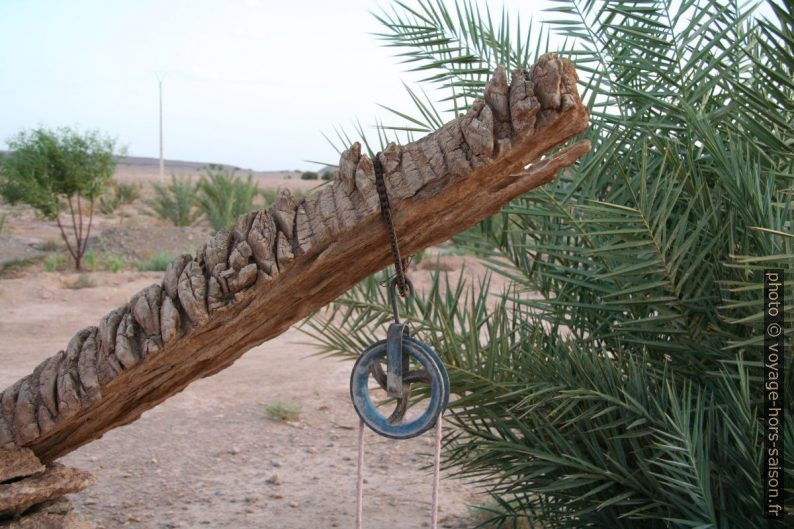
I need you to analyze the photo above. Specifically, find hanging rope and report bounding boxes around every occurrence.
[353,152,448,528]
[356,419,365,529]
[431,416,443,528]
[355,416,444,529]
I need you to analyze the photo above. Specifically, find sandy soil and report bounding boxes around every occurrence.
[112,157,324,194]
[0,160,506,528]
[0,270,485,528]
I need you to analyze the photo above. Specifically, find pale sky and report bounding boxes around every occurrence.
[0,0,546,171]
[0,1,771,171]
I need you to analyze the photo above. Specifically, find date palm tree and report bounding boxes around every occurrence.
[307,1,793,527]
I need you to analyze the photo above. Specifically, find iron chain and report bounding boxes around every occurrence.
[373,153,409,298]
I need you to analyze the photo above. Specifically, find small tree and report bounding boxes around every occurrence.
[0,127,118,269]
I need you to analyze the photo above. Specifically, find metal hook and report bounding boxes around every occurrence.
[388,276,414,324]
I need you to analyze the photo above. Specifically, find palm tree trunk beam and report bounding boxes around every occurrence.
[0,54,590,462]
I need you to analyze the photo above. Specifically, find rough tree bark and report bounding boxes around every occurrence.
[0,54,590,463]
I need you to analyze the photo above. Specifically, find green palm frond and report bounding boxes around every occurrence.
[147,175,200,227]
[196,166,258,231]
[306,267,769,527]
[310,1,794,527]
[373,0,541,111]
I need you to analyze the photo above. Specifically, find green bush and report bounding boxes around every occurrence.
[264,401,302,422]
[44,253,69,272]
[114,181,140,205]
[98,181,141,216]
[300,171,318,180]
[148,175,199,226]
[197,166,258,230]
[97,194,118,215]
[260,187,306,207]
[260,187,282,208]
[136,251,176,272]
[82,250,97,271]
[308,1,794,527]
[102,255,125,273]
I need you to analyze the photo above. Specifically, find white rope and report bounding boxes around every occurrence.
[356,418,365,529]
[355,415,444,529]
[431,415,443,529]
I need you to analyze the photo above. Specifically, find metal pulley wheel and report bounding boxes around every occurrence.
[349,278,449,439]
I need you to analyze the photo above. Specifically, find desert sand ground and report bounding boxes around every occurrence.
[0,159,493,528]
